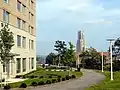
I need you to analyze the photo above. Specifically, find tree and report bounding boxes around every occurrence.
[0,23,19,80]
[54,40,67,66]
[80,47,106,70]
[46,52,57,65]
[64,42,76,66]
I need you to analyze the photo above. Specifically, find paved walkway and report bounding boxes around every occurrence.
[12,69,105,90]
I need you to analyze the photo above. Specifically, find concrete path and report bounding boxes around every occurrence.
[12,69,105,90]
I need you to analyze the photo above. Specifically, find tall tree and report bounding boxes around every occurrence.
[46,52,57,65]
[54,40,67,66]
[0,23,19,79]
[64,42,76,66]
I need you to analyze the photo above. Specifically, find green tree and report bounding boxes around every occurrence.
[54,40,67,66]
[80,47,106,70]
[64,42,76,66]
[46,52,57,65]
[0,23,19,79]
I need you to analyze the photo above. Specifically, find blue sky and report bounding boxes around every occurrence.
[36,0,120,55]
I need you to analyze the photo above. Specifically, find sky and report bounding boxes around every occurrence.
[36,0,120,55]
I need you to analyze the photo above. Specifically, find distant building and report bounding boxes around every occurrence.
[98,52,110,64]
[76,30,86,66]
[76,30,86,53]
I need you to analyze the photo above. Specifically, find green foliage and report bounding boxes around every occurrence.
[81,47,106,70]
[46,52,57,65]
[31,82,37,86]
[54,40,67,65]
[38,81,45,85]
[19,83,27,88]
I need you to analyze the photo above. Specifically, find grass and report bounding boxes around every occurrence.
[9,68,83,88]
[86,71,120,90]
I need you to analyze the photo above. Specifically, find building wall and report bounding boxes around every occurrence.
[0,0,36,78]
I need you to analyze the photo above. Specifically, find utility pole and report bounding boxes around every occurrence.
[107,39,115,81]
[102,51,104,72]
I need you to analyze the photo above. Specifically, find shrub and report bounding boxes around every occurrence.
[22,75,26,79]
[58,75,61,78]
[52,79,56,83]
[19,83,27,88]
[2,78,5,82]
[69,76,72,79]
[65,75,70,80]
[46,80,51,84]
[62,78,66,81]
[30,75,35,79]
[4,85,11,90]
[71,75,76,79]
[49,76,52,78]
[38,81,45,85]
[57,78,61,82]
[31,82,38,86]
[39,76,43,78]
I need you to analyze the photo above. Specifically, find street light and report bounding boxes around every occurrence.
[107,39,115,81]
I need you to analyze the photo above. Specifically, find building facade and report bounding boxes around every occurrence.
[0,0,36,78]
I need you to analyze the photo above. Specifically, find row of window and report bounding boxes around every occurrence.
[3,10,34,34]
[4,0,34,9]
[16,57,34,73]
[3,57,34,73]
[17,35,34,49]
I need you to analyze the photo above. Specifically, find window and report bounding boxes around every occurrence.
[3,10,9,23]
[22,58,26,72]
[4,0,9,3]
[17,18,21,29]
[31,1,34,8]
[29,58,31,70]
[17,35,21,47]
[29,39,31,49]
[22,4,26,14]
[31,13,33,22]
[31,58,34,69]
[22,37,26,48]
[16,58,21,73]
[31,40,34,49]
[31,27,33,34]
[3,64,5,73]
[28,25,31,33]
[17,0,21,12]
[29,12,31,20]
[22,20,25,30]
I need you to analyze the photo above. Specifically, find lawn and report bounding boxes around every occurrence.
[9,68,83,88]
[86,71,120,90]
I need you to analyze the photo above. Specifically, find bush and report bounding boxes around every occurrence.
[57,78,61,82]
[39,76,44,78]
[19,83,27,88]
[30,75,35,79]
[49,76,52,78]
[69,76,72,79]
[38,81,45,85]
[52,79,56,83]
[2,78,5,82]
[46,80,51,84]
[4,85,11,90]
[22,75,26,79]
[62,78,66,81]
[71,75,76,79]
[58,75,61,78]
[65,75,70,80]
[31,82,38,86]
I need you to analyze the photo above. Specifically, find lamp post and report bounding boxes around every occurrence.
[107,39,115,81]
[102,51,104,72]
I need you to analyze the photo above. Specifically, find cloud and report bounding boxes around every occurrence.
[84,19,112,24]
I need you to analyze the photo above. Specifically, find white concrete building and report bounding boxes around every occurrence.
[0,0,36,79]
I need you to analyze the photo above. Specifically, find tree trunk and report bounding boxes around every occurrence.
[6,62,10,79]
